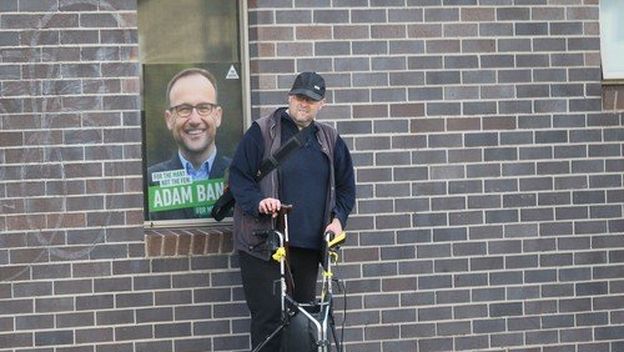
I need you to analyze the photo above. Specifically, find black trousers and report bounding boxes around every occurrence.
[239,247,320,351]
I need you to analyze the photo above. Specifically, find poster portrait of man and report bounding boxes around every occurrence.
[143,64,245,222]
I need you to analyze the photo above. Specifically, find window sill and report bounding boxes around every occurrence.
[145,224,233,257]
[602,84,624,111]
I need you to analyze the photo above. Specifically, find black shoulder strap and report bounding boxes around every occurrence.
[255,123,315,181]
[210,122,316,222]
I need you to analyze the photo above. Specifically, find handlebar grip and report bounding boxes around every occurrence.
[326,231,346,249]
[277,204,293,216]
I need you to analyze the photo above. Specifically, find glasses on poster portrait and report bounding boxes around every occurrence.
[168,103,219,118]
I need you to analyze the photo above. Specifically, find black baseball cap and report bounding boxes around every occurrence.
[288,72,326,101]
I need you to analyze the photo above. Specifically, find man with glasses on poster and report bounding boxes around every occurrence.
[147,68,231,220]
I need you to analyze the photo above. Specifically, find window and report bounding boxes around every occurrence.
[138,0,250,225]
[600,1,624,81]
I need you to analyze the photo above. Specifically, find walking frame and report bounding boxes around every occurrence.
[252,205,346,352]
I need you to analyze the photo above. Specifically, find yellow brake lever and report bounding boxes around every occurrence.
[328,231,346,249]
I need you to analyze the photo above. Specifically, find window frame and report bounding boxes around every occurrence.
[139,0,251,228]
[600,0,624,83]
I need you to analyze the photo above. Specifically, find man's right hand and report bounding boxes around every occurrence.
[258,197,281,217]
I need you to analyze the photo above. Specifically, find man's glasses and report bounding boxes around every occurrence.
[169,103,218,117]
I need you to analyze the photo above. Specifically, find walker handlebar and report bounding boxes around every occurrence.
[322,231,346,272]
[277,204,293,216]
[325,231,346,250]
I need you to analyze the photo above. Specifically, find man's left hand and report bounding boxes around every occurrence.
[324,218,343,237]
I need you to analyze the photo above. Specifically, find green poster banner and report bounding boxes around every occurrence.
[148,178,225,212]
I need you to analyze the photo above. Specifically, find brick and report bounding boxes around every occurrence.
[506,255,538,269]
[444,23,478,37]
[526,330,558,345]
[516,22,548,36]
[14,282,52,297]
[409,56,443,70]
[97,310,134,326]
[479,23,513,37]
[352,40,386,55]
[425,8,459,22]
[0,316,12,332]
[499,69,531,83]
[426,40,460,54]
[356,137,390,150]
[428,134,462,148]
[508,286,540,300]
[375,151,410,166]
[426,71,460,85]
[448,211,483,226]
[482,54,515,68]
[498,101,533,114]
[313,10,349,23]
[462,70,496,84]
[468,164,501,178]
[455,335,488,351]
[389,8,423,22]
[389,40,425,54]
[135,341,172,352]
[455,273,488,289]
[274,9,311,24]
[75,295,113,311]
[462,103,496,115]
[540,253,573,267]
[56,312,94,328]
[155,290,192,306]
[408,24,442,38]
[568,37,600,51]
[461,8,495,22]
[532,7,564,20]
[35,330,73,346]
[474,318,505,333]
[180,305,214,322]
[433,248,469,265]
[101,29,136,45]
[371,88,406,102]
[371,25,405,39]
[549,22,583,35]
[371,56,405,70]
[350,9,385,23]
[491,302,523,317]
[471,257,503,271]
[332,25,367,40]
[115,325,152,341]
[154,322,191,338]
[566,7,598,20]
[418,306,452,322]
[0,0,17,11]
[445,56,479,70]
[489,239,522,254]
[492,332,524,347]
[16,314,54,330]
[517,54,549,67]
[0,333,33,347]
[390,103,424,118]
[295,25,331,40]
[552,54,584,67]
[103,0,136,10]
[497,7,530,21]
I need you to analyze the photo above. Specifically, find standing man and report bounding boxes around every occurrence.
[147,68,231,220]
[229,72,356,350]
